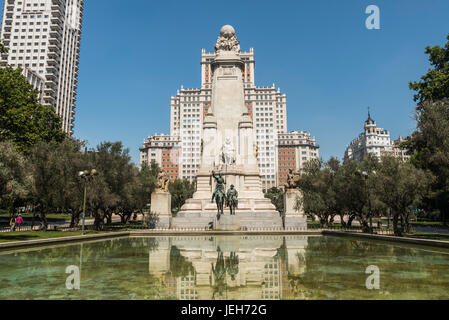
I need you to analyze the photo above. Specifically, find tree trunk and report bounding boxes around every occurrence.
[360,219,371,233]
[70,210,80,228]
[393,213,402,237]
[403,212,413,234]
[106,210,112,225]
[347,215,355,227]
[94,209,105,231]
[319,216,328,228]
[339,214,347,228]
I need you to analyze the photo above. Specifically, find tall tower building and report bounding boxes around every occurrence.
[0,0,84,135]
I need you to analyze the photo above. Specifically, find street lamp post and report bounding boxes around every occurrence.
[78,169,98,235]
[357,170,373,233]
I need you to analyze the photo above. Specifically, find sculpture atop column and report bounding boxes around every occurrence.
[285,169,301,189]
[156,170,170,192]
[215,25,241,54]
[151,170,171,228]
[284,170,306,229]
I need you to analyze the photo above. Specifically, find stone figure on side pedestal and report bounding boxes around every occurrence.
[285,169,301,190]
[156,170,170,192]
[151,170,171,228]
[283,170,307,230]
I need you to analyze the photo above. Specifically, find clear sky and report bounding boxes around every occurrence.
[3,0,449,164]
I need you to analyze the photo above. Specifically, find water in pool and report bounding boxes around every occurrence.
[1,235,449,300]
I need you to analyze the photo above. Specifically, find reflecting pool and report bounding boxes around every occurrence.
[1,235,449,300]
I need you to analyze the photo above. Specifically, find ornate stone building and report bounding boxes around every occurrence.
[344,111,409,162]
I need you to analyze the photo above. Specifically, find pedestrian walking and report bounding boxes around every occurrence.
[15,214,24,231]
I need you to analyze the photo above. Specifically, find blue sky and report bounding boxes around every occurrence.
[3,0,449,164]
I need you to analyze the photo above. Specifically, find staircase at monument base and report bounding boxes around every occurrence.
[171,211,283,230]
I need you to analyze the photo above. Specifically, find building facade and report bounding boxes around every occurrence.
[0,0,84,135]
[140,28,319,189]
[278,131,319,187]
[139,134,180,182]
[344,112,409,162]
[381,136,411,162]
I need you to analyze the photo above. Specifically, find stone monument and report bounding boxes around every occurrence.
[283,170,307,229]
[151,170,171,228]
[172,25,282,230]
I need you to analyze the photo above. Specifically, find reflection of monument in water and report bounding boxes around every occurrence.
[148,236,308,300]
[171,25,284,230]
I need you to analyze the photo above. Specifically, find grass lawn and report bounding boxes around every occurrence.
[411,221,448,228]
[0,230,107,243]
[408,233,449,242]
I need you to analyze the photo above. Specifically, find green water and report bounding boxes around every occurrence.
[1,235,449,300]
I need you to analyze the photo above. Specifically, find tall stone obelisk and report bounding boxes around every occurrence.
[172,25,282,230]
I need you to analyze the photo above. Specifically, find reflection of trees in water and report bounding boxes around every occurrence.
[169,246,195,278]
[6,237,162,299]
[285,236,449,299]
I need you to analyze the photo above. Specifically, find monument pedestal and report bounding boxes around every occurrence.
[284,189,307,229]
[151,191,171,228]
[215,215,241,231]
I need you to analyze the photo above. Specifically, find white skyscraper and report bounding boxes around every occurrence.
[0,0,84,135]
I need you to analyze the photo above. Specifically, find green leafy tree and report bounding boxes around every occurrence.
[0,141,32,217]
[88,142,137,228]
[168,178,195,214]
[297,159,339,227]
[0,41,8,54]
[264,187,284,214]
[409,34,449,104]
[133,162,158,213]
[407,99,449,224]
[374,156,434,236]
[28,140,86,229]
[0,66,66,152]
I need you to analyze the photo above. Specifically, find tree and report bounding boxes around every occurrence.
[133,162,158,213]
[409,34,449,104]
[407,99,449,225]
[0,40,8,54]
[0,141,31,217]
[88,142,137,228]
[0,66,66,152]
[264,187,284,214]
[168,178,195,214]
[297,159,339,227]
[374,156,434,236]
[28,140,86,229]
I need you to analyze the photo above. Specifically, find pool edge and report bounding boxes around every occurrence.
[323,231,449,249]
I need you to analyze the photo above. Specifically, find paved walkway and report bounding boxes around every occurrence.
[0,216,122,233]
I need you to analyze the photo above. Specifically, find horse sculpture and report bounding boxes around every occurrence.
[212,190,225,221]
